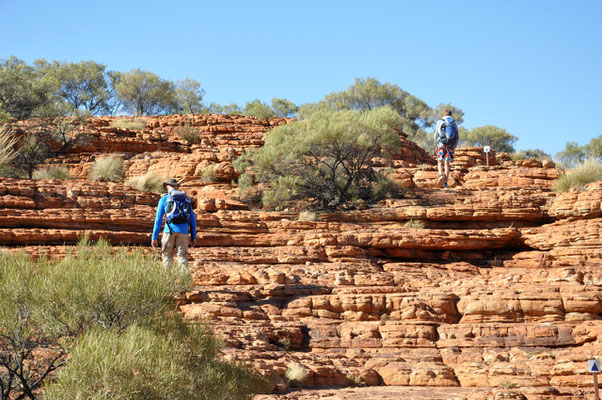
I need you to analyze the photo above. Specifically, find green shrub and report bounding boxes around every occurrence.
[0,238,190,399]
[32,165,70,180]
[89,154,124,181]
[176,122,201,144]
[236,106,402,209]
[44,320,268,400]
[109,119,146,130]
[554,158,602,192]
[126,170,165,193]
[0,125,17,177]
[510,148,550,160]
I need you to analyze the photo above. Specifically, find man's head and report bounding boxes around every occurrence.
[163,178,180,192]
[442,109,452,117]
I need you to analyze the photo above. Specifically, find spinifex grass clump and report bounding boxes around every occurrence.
[554,158,602,192]
[0,238,266,400]
[0,125,17,176]
[109,119,146,130]
[32,165,70,180]
[126,170,165,193]
[89,154,124,181]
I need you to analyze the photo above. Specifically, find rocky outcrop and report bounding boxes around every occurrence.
[2,115,600,399]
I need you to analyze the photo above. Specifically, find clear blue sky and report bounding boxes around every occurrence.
[1,0,601,156]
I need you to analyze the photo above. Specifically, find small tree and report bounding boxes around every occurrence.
[175,78,205,115]
[207,102,243,115]
[244,99,275,119]
[461,125,517,153]
[235,106,402,209]
[271,98,299,118]
[15,134,48,178]
[38,60,112,116]
[0,57,56,120]
[555,141,586,169]
[113,69,176,115]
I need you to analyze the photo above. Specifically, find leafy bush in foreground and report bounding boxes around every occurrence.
[0,238,264,399]
[234,106,402,209]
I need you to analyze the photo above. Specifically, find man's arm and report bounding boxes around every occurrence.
[189,206,198,246]
[151,196,166,246]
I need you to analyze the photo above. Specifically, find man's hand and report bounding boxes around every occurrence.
[190,237,196,247]
[151,239,158,249]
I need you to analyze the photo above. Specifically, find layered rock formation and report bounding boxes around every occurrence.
[2,115,600,400]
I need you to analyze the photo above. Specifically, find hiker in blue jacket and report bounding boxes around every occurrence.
[434,109,459,188]
[151,178,197,270]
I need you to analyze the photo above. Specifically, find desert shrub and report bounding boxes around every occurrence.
[298,210,317,221]
[89,154,124,181]
[235,106,402,209]
[0,125,17,176]
[109,119,146,130]
[285,361,308,386]
[0,238,190,399]
[126,170,164,193]
[176,122,201,144]
[554,158,602,192]
[371,173,400,201]
[32,165,70,180]
[44,320,267,400]
[200,165,216,183]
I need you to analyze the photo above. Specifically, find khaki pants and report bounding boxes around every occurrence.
[161,232,190,271]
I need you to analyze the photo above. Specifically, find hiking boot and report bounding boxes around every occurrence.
[437,175,445,187]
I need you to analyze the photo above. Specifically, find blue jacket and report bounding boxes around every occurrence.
[152,193,197,241]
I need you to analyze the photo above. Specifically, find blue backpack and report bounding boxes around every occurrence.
[165,190,192,228]
[439,116,459,148]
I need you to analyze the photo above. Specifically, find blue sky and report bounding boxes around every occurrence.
[1,0,601,156]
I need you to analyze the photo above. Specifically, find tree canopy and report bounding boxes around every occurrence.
[461,125,518,153]
[234,106,402,209]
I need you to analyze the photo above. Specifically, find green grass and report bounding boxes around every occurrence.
[89,154,124,181]
[554,158,602,192]
[110,119,146,130]
[285,361,308,385]
[126,171,165,193]
[33,166,71,180]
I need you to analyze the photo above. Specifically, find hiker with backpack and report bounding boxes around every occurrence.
[434,109,459,188]
[151,178,197,271]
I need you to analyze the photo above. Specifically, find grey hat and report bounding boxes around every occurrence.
[163,178,180,189]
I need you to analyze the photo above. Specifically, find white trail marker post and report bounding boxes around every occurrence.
[589,359,600,400]
[484,146,491,167]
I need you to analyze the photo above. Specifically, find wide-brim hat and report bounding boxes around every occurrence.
[163,178,181,189]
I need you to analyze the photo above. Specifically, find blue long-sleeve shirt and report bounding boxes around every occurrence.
[152,193,197,241]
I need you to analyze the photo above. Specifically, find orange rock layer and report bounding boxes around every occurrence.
[2,115,600,400]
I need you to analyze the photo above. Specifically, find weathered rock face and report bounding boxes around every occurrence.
[2,115,601,399]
